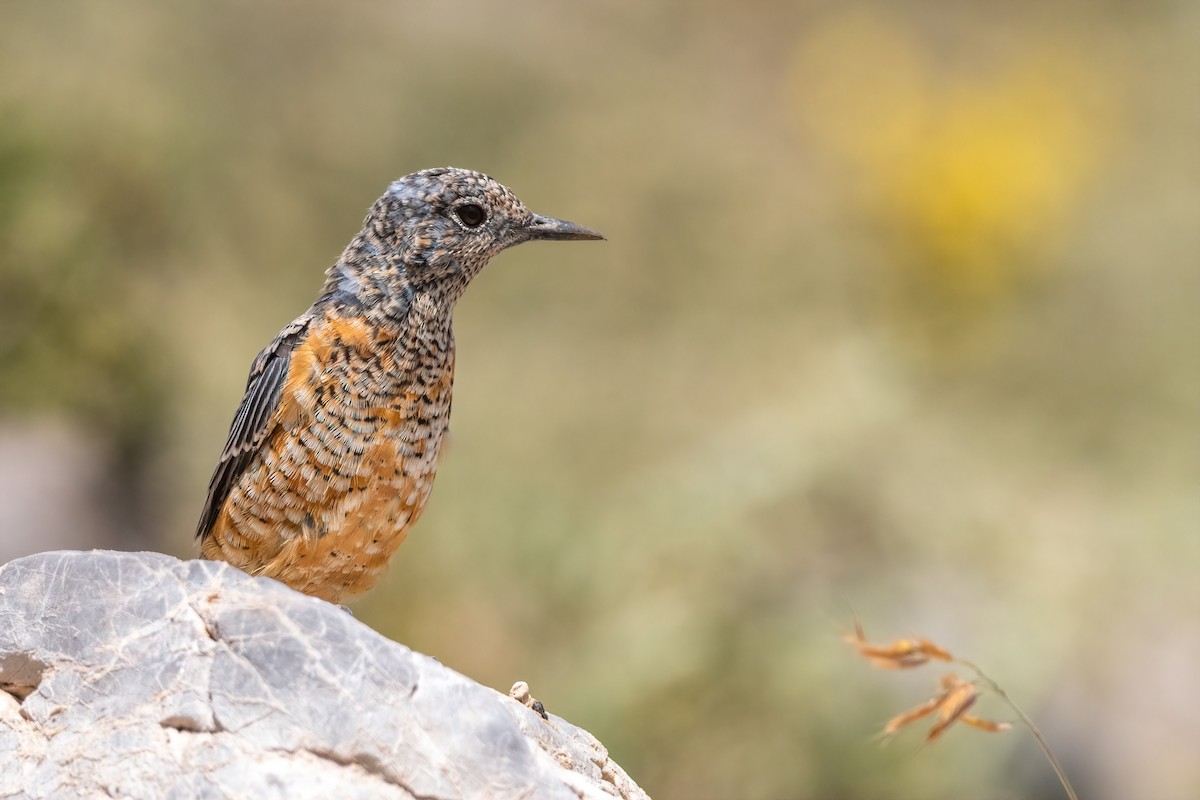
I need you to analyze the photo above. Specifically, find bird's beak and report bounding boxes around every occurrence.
[523,214,605,242]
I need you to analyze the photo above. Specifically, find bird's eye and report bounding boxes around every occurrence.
[454,203,487,228]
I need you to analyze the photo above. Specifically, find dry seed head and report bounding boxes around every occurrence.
[960,715,1013,733]
[875,667,1012,743]
[846,618,954,668]
[869,654,930,670]
[925,679,979,743]
[883,696,943,735]
[917,639,953,661]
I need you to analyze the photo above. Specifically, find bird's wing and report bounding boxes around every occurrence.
[195,316,313,542]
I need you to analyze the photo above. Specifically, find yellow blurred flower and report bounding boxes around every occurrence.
[787,9,1115,319]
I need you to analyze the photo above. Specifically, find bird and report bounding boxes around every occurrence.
[196,167,603,604]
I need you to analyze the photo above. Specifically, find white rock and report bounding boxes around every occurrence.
[0,550,649,800]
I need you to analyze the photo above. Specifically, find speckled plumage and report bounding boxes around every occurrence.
[197,167,602,603]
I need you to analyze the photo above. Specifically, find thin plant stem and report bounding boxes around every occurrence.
[957,658,1078,800]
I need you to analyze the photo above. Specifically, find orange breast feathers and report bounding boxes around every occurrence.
[200,312,454,602]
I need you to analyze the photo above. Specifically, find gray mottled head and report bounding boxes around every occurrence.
[359,167,602,292]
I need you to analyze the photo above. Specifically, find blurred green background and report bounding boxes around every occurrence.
[1,1,1197,798]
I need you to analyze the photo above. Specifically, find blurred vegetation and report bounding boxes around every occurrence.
[1,1,1197,798]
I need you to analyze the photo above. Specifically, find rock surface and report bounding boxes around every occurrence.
[0,550,649,800]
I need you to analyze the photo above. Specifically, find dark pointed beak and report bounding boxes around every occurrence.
[524,213,605,242]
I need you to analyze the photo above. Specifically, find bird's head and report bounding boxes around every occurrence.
[363,167,603,294]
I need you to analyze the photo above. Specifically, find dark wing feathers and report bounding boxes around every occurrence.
[195,317,312,541]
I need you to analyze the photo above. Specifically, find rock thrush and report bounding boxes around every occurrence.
[196,167,602,603]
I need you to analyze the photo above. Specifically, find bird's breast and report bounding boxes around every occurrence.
[249,312,456,600]
[296,313,455,490]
